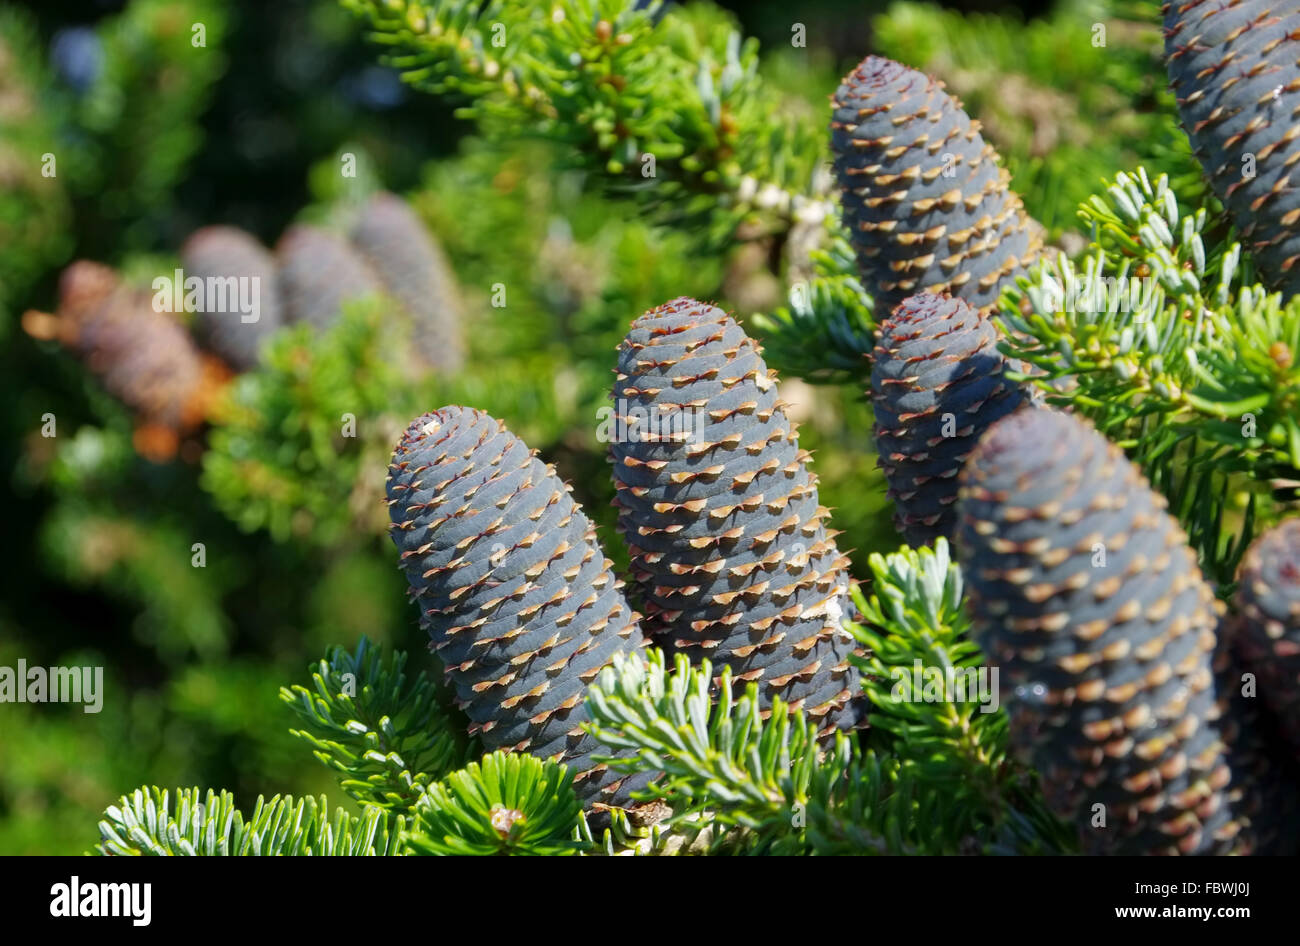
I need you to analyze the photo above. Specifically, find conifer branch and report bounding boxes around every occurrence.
[280,637,475,815]
[749,227,876,386]
[95,786,403,856]
[406,751,583,856]
[201,303,415,545]
[998,168,1300,585]
[339,0,831,250]
[584,539,1078,855]
[585,648,884,854]
[847,540,1074,854]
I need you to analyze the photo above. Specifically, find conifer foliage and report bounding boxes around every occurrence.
[22,0,1300,858]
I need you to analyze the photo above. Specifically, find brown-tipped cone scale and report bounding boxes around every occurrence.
[1235,518,1300,758]
[26,261,225,462]
[608,297,865,737]
[830,55,1043,312]
[871,292,1026,546]
[179,225,285,371]
[351,192,465,376]
[276,224,385,330]
[956,407,1263,854]
[386,406,649,805]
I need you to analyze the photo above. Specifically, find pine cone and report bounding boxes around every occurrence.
[1164,0,1300,300]
[350,192,465,376]
[276,224,384,329]
[1211,618,1300,855]
[179,225,284,371]
[871,292,1025,546]
[608,298,864,736]
[956,407,1257,854]
[387,407,647,804]
[54,261,208,435]
[830,55,1042,312]
[1235,518,1300,755]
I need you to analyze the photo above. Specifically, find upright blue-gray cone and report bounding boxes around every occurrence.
[351,192,465,375]
[276,224,384,330]
[1235,518,1300,758]
[1210,608,1300,856]
[830,55,1043,312]
[180,225,284,372]
[1164,0,1300,300]
[957,407,1265,854]
[387,407,648,805]
[871,292,1025,546]
[608,298,865,737]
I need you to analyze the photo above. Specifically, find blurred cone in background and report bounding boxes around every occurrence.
[22,261,230,462]
[350,191,465,377]
[179,224,285,372]
[276,223,384,330]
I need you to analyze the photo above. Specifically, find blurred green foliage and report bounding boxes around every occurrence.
[56,0,229,247]
[200,300,419,547]
[0,8,72,320]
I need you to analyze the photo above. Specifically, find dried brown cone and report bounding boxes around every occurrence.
[24,261,225,462]
[608,297,865,737]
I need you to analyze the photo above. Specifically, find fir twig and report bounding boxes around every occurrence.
[998,169,1300,586]
[95,786,402,856]
[848,540,1074,854]
[339,0,831,250]
[405,751,583,856]
[280,637,474,815]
